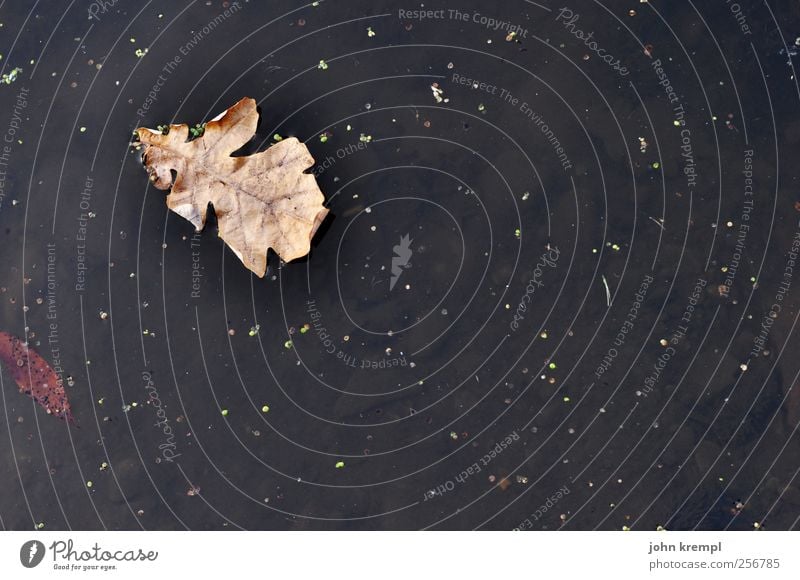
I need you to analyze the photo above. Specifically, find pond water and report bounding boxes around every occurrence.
[0,0,799,530]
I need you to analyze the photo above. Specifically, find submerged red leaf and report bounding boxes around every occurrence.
[0,332,74,423]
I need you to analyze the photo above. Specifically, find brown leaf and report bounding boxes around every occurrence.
[0,332,75,423]
[135,97,329,277]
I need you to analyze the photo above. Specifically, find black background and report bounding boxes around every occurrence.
[1,0,799,530]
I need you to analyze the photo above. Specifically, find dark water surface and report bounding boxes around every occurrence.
[0,0,799,530]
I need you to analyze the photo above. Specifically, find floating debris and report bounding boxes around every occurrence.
[1,67,22,84]
[431,83,445,103]
[189,123,205,138]
[601,275,611,307]
[0,332,74,423]
[647,215,665,230]
[318,59,328,70]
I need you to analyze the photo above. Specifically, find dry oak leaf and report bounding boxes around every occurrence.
[135,97,329,277]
